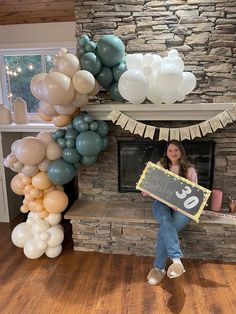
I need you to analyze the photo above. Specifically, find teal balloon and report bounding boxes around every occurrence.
[83,113,93,123]
[48,159,75,185]
[96,66,113,89]
[76,131,103,156]
[57,138,66,148]
[80,52,102,76]
[81,155,97,166]
[53,129,66,139]
[102,137,109,150]
[67,122,74,130]
[77,47,86,57]
[89,121,98,131]
[97,120,109,137]
[85,41,96,52]
[113,62,127,81]
[78,34,90,46]
[72,113,86,131]
[109,82,123,101]
[65,129,79,140]
[75,122,89,133]
[63,148,81,164]
[96,35,125,67]
[74,162,81,170]
[66,138,76,148]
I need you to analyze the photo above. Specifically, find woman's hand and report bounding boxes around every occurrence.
[142,191,149,197]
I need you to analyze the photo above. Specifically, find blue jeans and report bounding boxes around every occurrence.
[152,200,190,270]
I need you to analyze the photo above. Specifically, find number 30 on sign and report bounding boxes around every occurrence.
[136,161,211,222]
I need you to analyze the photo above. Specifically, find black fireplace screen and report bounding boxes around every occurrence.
[118,140,215,192]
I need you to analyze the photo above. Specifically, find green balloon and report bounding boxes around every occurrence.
[67,122,75,130]
[113,62,127,81]
[89,121,98,131]
[53,129,66,139]
[76,131,103,157]
[96,66,113,89]
[102,138,109,150]
[48,159,75,185]
[76,122,90,133]
[63,148,81,164]
[83,114,94,123]
[96,35,125,67]
[80,52,102,76]
[78,34,90,46]
[77,47,86,57]
[73,113,87,131]
[85,41,97,52]
[81,155,97,166]
[109,82,123,101]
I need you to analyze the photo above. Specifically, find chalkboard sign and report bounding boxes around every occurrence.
[136,161,211,222]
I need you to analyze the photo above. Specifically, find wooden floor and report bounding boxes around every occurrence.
[0,217,236,314]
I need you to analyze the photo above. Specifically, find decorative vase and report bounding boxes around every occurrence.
[0,104,12,124]
[13,97,28,124]
[211,188,223,212]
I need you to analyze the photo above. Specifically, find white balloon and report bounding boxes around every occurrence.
[55,104,76,115]
[45,245,62,258]
[39,231,50,241]
[45,213,62,225]
[168,49,179,58]
[143,53,154,66]
[156,64,183,92]
[177,72,197,95]
[23,238,45,259]
[118,69,148,104]
[47,226,64,247]
[147,84,163,105]
[58,53,80,78]
[39,100,58,117]
[31,220,50,235]
[126,53,143,71]
[72,70,95,95]
[11,222,32,248]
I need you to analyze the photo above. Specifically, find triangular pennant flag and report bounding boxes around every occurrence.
[226,104,236,121]
[125,118,137,133]
[169,128,180,140]
[134,122,146,137]
[217,111,233,127]
[159,128,169,141]
[209,116,223,132]
[189,124,201,139]
[107,109,121,122]
[180,127,191,140]
[199,120,213,136]
[144,125,156,139]
[116,113,129,129]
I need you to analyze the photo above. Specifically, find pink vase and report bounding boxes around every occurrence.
[211,188,223,212]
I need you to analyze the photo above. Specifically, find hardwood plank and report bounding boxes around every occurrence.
[0,2,74,13]
[0,218,236,313]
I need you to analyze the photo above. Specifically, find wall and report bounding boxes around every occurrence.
[75,0,236,104]
[79,121,236,209]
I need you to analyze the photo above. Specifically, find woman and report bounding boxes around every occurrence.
[143,140,198,285]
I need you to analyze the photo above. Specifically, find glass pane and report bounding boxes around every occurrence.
[44,54,54,73]
[4,55,42,113]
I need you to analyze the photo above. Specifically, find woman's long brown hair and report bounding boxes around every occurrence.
[159,140,194,179]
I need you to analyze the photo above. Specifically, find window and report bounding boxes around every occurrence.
[0,48,75,119]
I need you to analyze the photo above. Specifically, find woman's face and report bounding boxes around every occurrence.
[166,144,181,164]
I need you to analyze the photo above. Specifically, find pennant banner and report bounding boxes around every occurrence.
[110,105,235,141]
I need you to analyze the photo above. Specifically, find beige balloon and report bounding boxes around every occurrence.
[71,92,89,108]
[32,172,52,190]
[30,73,47,100]
[72,70,95,95]
[38,110,52,122]
[46,142,62,161]
[21,164,39,177]
[52,114,71,127]
[88,79,100,96]
[42,72,75,106]
[36,131,54,146]
[12,161,23,172]
[55,103,76,115]
[39,100,58,117]
[11,174,24,195]
[14,137,45,165]
[38,158,50,172]
[58,53,80,78]
[43,190,68,213]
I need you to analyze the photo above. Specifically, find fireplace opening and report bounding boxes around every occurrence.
[118,140,215,192]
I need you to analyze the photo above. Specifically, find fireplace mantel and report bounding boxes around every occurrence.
[81,103,234,121]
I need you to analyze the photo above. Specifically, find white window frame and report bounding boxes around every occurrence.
[0,46,76,123]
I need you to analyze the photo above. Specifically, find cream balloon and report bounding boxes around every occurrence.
[72,70,95,94]
[38,110,52,122]
[58,53,80,78]
[45,245,62,258]
[11,222,32,248]
[14,137,45,165]
[88,79,100,96]
[46,142,63,160]
[46,226,64,247]
[23,238,46,259]
[42,72,75,106]
[52,114,71,127]
[31,220,50,235]
[10,175,24,195]
[12,161,23,172]
[38,158,50,172]
[45,213,62,225]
